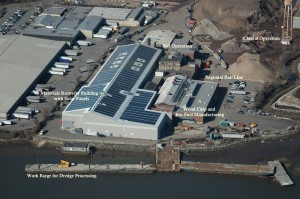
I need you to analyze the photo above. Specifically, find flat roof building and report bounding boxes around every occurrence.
[34,15,65,29]
[77,16,104,38]
[155,75,219,124]
[62,44,168,140]
[41,7,67,16]
[88,7,131,20]
[88,7,145,27]
[0,36,66,119]
[24,27,80,43]
[142,29,177,48]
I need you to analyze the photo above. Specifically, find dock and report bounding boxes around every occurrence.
[181,161,274,176]
[24,145,294,187]
[268,160,294,186]
[25,163,156,174]
[156,145,181,172]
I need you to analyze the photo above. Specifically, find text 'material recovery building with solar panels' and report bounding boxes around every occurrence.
[62,44,168,140]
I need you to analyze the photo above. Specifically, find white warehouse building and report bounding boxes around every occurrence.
[62,44,168,140]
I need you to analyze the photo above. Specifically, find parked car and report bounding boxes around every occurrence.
[38,129,48,135]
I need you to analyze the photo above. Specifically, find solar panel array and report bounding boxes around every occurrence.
[94,45,158,117]
[120,90,161,125]
[65,86,106,111]
[65,45,135,112]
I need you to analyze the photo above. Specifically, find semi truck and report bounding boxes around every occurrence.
[31,90,41,96]
[58,57,70,63]
[60,56,73,61]
[76,40,92,46]
[35,84,51,91]
[1,120,15,125]
[54,62,70,68]
[16,106,39,114]
[13,112,30,119]
[51,67,66,72]
[48,70,65,76]
[26,96,45,103]
[64,49,79,56]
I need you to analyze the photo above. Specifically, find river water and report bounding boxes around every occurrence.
[1,136,300,199]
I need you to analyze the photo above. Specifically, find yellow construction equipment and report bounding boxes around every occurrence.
[112,27,120,33]
[57,160,70,168]
[249,123,257,128]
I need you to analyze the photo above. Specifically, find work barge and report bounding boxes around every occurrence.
[25,145,294,186]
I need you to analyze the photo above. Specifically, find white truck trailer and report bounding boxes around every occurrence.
[64,49,79,56]
[60,56,73,61]
[229,90,246,95]
[51,67,66,72]
[13,112,30,119]
[76,40,92,46]
[35,84,51,91]
[48,70,65,76]
[0,120,15,125]
[26,96,45,103]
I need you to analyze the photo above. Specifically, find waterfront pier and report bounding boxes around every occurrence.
[268,160,294,186]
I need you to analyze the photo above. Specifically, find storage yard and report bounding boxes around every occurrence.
[0,0,299,150]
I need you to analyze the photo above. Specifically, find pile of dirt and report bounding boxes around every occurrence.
[192,18,233,41]
[221,39,251,53]
[229,53,276,81]
[193,0,282,31]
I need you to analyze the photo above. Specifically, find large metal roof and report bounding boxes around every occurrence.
[42,7,66,16]
[0,35,66,118]
[77,16,104,31]
[155,75,218,113]
[120,89,161,125]
[88,7,132,20]
[64,44,163,126]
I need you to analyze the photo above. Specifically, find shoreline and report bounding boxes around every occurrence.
[0,125,299,155]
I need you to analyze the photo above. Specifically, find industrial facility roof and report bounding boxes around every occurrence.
[77,16,104,31]
[142,29,177,48]
[34,15,65,28]
[41,7,66,16]
[127,7,144,20]
[58,6,92,30]
[24,27,80,42]
[88,7,132,20]
[155,75,218,113]
[64,44,164,126]
[0,36,66,117]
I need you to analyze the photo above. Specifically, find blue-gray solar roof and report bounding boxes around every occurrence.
[93,45,158,117]
[64,44,135,112]
[64,44,163,126]
[65,85,105,112]
[120,90,161,125]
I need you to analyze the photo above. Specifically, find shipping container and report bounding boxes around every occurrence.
[235,123,245,127]
[219,121,229,127]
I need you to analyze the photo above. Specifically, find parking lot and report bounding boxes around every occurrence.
[202,58,298,132]
[0,5,42,36]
